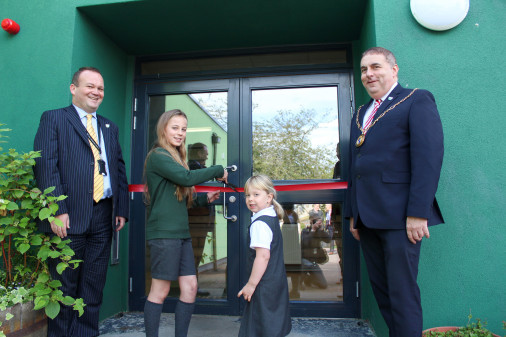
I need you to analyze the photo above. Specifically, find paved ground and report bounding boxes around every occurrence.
[99,312,377,337]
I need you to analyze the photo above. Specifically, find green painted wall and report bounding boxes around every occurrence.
[0,0,134,320]
[353,1,506,336]
[2,0,505,333]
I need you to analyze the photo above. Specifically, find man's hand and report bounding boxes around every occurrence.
[406,216,429,244]
[349,217,360,241]
[115,216,126,232]
[51,213,70,238]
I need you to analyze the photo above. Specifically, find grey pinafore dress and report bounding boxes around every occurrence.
[238,215,292,337]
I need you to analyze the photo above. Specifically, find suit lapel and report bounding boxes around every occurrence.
[64,105,90,146]
[375,84,404,116]
[97,115,112,162]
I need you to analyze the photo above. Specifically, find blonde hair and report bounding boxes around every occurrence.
[143,109,194,207]
[244,175,284,220]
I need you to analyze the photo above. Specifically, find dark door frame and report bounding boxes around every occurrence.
[129,70,360,318]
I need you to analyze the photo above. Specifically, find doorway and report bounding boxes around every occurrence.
[128,72,360,317]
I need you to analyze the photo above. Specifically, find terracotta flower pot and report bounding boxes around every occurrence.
[423,326,501,337]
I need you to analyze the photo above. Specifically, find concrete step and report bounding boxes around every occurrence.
[99,312,377,337]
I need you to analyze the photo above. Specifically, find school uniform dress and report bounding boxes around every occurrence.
[239,206,292,337]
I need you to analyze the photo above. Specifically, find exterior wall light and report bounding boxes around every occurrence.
[411,0,470,31]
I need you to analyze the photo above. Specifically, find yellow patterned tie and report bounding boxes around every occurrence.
[86,114,104,202]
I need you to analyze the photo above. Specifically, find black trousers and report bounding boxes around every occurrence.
[357,217,423,337]
[48,198,113,337]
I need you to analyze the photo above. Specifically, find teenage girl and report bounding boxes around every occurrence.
[238,175,292,337]
[143,109,228,337]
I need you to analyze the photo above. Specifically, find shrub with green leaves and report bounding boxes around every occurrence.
[0,124,84,336]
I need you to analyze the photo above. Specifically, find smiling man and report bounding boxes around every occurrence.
[345,47,444,337]
[34,67,129,337]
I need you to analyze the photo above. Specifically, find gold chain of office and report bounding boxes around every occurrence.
[355,88,418,147]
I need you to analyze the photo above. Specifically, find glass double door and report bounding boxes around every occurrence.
[129,73,360,317]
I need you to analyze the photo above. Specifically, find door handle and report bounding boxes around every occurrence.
[223,164,238,222]
[222,191,237,222]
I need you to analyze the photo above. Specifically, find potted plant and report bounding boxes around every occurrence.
[0,124,84,337]
[423,313,503,337]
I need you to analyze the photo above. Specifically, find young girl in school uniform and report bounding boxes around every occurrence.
[238,175,292,337]
[143,109,228,337]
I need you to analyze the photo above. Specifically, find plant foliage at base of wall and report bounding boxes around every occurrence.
[0,124,85,337]
[423,313,504,337]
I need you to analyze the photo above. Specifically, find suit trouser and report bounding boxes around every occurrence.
[48,198,112,337]
[357,217,422,337]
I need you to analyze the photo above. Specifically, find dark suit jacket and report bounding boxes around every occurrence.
[34,105,129,234]
[345,84,444,229]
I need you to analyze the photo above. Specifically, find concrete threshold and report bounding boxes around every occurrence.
[99,312,377,337]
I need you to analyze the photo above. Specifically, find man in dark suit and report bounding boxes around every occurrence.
[34,67,129,337]
[345,47,444,337]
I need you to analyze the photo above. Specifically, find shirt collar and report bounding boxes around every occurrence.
[251,205,276,221]
[74,104,97,120]
[379,82,398,102]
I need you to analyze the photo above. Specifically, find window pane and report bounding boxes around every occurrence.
[145,92,228,299]
[252,87,340,180]
[282,203,343,301]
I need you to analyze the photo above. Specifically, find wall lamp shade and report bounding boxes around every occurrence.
[2,18,20,34]
[411,0,469,31]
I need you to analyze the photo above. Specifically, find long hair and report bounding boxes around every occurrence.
[244,175,284,220]
[143,109,195,207]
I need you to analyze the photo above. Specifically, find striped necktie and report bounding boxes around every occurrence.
[364,99,382,131]
[86,114,104,202]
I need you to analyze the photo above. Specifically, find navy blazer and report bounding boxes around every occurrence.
[34,105,129,234]
[345,85,444,230]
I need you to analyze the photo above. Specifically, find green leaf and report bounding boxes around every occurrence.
[50,236,62,244]
[45,301,60,319]
[6,313,13,320]
[6,202,19,210]
[30,235,43,245]
[37,245,51,260]
[37,273,50,283]
[39,207,51,220]
[43,186,56,195]
[0,217,13,225]
[13,190,24,198]
[49,251,60,258]
[61,296,75,306]
[49,203,59,215]
[56,262,67,274]
[21,199,34,209]
[35,288,52,296]
[17,243,30,254]
[48,280,62,288]
[33,297,48,310]
[30,189,40,199]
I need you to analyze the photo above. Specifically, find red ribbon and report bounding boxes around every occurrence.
[128,181,347,193]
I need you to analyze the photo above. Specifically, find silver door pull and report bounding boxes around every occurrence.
[222,191,237,222]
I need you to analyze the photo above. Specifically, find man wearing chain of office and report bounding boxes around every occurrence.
[345,47,444,337]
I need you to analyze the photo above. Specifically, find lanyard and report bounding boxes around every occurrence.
[86,118,102,156]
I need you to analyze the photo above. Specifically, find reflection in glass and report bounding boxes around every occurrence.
[145,92,228,299]
[282,203,343,301]
[252,87,340,180]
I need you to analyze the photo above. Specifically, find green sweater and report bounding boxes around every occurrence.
[145,148,224,240]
